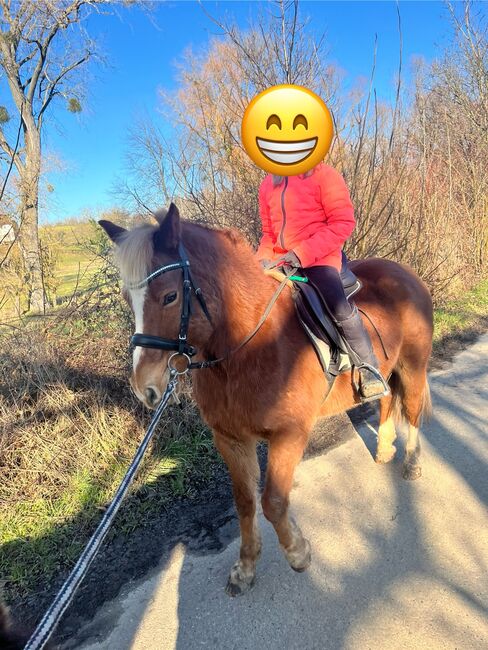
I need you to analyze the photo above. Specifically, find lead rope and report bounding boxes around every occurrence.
[24,369,180,650]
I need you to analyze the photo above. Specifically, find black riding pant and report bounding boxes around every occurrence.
[304,265,353,322]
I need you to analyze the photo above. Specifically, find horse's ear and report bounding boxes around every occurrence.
[153,207,168,225]
[98,220,127,244]
[153,202,180,251]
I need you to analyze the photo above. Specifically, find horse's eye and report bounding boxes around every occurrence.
[163,291,177,306]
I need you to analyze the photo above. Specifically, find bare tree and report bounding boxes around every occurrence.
[0,0,102,311]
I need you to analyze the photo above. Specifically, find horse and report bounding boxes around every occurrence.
[99,203,433,596]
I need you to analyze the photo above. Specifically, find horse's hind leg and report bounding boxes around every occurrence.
[214,432,261,596]
[376,392,397,464]
[404,423,422,480]
[262,429,311,572]
[401,370,430,480]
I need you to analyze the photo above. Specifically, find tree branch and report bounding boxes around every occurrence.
[37,52,91,122]
[0,104,23,204]
[25,0,87,105]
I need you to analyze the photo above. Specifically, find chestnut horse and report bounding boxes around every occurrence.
[99,204,433,596]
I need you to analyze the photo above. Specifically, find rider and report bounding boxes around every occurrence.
[256,163,386,400]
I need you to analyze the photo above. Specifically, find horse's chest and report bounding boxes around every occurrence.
[193,372,257,432]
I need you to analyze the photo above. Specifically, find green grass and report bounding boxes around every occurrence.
[433,279,488,344]
[0,221,102,320]
[0,315,220,601]
[0,390,220,599]
[41,222,102,299]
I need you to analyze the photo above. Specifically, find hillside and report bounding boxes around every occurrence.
[0,221,102,321]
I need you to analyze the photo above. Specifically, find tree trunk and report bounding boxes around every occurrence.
[18,128,45,313]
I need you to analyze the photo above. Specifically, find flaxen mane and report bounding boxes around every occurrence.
[114,224,156,286]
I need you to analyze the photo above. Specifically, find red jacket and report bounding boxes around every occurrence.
[256,163,355,271]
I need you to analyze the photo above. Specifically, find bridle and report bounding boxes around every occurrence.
[130,242,289,372]
[130,242,216,369]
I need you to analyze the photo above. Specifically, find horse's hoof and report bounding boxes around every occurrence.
[286,538,312,573]
[375,448,396,464]
[225,562,255,597]
[225,576,255,597]
[403,463,422,480]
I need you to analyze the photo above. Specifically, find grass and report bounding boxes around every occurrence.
[432,278,488,355]
[0,221,102,320]
[41,222,102,299]
[0,304,220,603]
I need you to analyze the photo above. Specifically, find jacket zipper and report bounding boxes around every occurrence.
[279,176,288,249]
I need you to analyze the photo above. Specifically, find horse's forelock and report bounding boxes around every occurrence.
[114,224,157,285]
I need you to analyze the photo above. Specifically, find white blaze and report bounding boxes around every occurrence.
[130,287,147,371]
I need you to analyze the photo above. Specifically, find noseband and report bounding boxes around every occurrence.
[130,243,213,363]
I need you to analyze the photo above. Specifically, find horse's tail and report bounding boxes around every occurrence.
[388,370,432,426]
[420,380,433,420]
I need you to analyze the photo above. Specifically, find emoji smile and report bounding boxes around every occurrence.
[256,136,318,165]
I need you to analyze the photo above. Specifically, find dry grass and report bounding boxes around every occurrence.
[0,311,218,602]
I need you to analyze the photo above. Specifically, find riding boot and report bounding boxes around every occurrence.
[337,306,389,400]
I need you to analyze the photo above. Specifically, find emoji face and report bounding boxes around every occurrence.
[241,84,333,175]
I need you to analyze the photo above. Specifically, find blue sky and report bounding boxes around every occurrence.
[39,0,451,223]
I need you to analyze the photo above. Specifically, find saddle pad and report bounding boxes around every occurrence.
[295,307,351,377]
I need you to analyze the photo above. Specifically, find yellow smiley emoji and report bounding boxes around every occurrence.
[241,84,334,176]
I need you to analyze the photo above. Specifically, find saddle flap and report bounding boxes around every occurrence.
[294,282,344,349]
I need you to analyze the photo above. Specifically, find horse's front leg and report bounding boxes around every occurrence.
[214,431,261,596]
[262,428,311,572]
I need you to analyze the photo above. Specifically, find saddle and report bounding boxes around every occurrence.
[266,252,362,380]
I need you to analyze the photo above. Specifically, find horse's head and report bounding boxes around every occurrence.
[99,203,211,408]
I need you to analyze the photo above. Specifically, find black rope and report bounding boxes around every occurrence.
[24,372,179,650]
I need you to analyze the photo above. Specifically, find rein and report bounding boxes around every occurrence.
[131,243,289,371]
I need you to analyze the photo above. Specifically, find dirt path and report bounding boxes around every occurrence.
[64,334,488,650]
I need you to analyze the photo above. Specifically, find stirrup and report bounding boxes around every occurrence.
[352,363,391,403]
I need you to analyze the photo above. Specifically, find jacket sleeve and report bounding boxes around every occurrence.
[256,180,276,261]
[293,168,355,268]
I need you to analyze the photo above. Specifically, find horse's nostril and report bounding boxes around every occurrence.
[144,386,159,407]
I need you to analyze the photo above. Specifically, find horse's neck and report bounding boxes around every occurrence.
[184,227,287,358]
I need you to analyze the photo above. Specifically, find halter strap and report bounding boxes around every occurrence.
[130,242,212,359]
